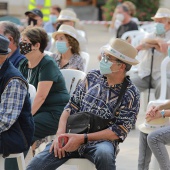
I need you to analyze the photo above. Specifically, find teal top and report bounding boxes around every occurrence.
[19,55,70,114]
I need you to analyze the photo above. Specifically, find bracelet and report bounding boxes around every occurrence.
[160,109,165,118]
[84,133,88,144]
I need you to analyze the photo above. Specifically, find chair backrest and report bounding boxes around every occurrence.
[80,51,90,73]
[159,56,170,100]
[60,69,86,96]
[44,50,54,57]
[139,23,155,33]
[28,84,36,104]
[121,30,146,41]
[0,16,21,25]
[131,34,146,47]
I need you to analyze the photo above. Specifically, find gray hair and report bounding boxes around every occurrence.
[0,21,20,47]
[117,59,132,72]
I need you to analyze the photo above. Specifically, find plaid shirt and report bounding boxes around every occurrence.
[0,79,27,133]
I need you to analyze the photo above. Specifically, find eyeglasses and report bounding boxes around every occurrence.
[101,53,120,64]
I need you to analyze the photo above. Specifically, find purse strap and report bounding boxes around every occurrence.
[112,76,129,118]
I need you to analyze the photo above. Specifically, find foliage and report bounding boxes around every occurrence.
[103,0,160,21]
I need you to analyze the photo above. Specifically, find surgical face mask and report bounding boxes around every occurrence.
[168,46,170,57]
[49,15,57,24]
[56,41,69,54]
[116,13,124,22]
[19,42,32,55]
[100,54,121,75]
[155,23,166,35]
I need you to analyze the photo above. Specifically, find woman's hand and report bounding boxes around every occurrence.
[146,110,162,122]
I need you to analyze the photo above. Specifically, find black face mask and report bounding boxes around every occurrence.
[28,17,37,26]
[19,42,32,55]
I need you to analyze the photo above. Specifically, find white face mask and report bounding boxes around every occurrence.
[116,13,124,22]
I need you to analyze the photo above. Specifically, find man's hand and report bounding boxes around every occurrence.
[49,136,66,159]
[61,133,84,152]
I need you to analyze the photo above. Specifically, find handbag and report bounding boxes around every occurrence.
[66,77,129,134]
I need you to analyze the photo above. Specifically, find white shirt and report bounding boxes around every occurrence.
[138,30,170,80]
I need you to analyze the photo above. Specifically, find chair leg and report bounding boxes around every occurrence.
[0,157,5,170]
[16,153,26,170]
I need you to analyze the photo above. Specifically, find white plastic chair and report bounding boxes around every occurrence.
[139,23,155,33]
[44,50,54,57]
[146,56,170,170]
[121,30,146,41]
[0,153,25,170]
[28,84,36,105]
[57,158,96,170]
[60,69,86,96]
[80,51,90,73]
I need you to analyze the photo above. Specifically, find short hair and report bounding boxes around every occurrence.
[0,21,20,47]
[123,1,136,16]
[116,59,132,72]
[51,5,61,13]
[65,34,80,55]
[21,27,48,53]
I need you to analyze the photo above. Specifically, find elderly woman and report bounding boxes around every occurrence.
[52,24,84,71]
[5,26,70,170]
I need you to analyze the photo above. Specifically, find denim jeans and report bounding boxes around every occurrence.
[138,131,152,170]
[138,127,170,170]
[26,141,116,170]
[147,126,170,170]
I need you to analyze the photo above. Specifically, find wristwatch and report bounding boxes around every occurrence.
[160,109,165,118]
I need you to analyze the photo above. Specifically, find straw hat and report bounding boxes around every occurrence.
[52,24,79,43]
[57,9,79,22]
[0,34,11,55]
[151,8,170,20]
[138,117,170,134]
[103,38,138,65]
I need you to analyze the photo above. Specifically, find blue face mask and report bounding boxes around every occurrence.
[56,41,69,54]
[99,56,113,75]
[155,23,166,35]
[49,15,57,23]
[168,46,170,57]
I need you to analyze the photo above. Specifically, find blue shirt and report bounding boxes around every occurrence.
[64,70,140,154]
[9,48,25,68]
[43,21,55,33]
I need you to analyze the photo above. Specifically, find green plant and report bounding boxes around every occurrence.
[103,0,160,21]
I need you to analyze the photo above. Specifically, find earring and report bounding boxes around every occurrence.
[69,46,72,49]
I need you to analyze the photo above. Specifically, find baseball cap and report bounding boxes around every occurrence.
[25,9,43,18]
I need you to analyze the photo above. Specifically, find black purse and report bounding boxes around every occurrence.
[66,77,129,134]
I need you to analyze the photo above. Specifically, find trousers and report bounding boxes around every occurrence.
[26,141,116,170]
[138,127,170,170]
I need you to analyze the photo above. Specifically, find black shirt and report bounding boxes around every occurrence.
[116,21,138,38]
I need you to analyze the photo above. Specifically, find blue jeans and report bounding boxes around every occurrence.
[147,126,170,170]
[138,127,170,170]
[26,141,116,170]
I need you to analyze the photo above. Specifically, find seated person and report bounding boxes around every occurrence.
[49,9,87,52]
[43,5,61,33]
[52,24,84,71]
[0,21,25,68]
[109,2,138,38]
[26,38,140,170]
[131,7,170,99]
[25,8,44,27]
[0,35,34,167]
[5,26,70,170]
[138,100,170,170]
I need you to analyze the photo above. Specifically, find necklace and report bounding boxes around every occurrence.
[27,68,32,83]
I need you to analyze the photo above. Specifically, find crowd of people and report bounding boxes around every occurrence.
[0,0,170,170]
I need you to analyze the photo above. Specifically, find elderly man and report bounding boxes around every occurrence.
[26,38,140,170]
[0,34,34,169]
[0,21,25,68]
[131,8,170,99]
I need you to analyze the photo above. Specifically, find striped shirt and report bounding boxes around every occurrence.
[0,79,27,133]
[64,70,140,155]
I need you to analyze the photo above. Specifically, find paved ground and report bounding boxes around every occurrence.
[25,24,157,170]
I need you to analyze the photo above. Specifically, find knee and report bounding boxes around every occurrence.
[95,142,115,162]
[147,132,156,146]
